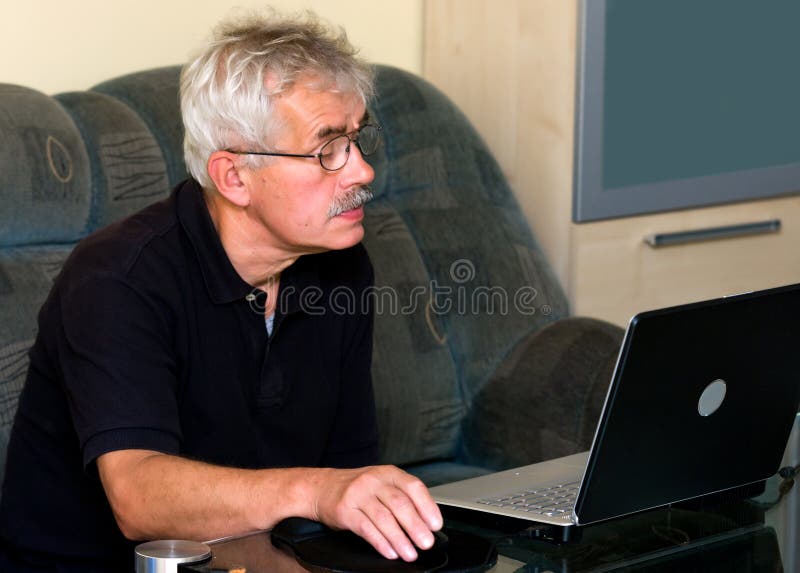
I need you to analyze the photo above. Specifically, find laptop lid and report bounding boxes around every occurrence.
[575,283,800,525]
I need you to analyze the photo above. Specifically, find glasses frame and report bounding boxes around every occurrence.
[226,123,382,172]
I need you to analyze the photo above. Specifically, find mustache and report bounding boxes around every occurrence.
[327,185,374,218]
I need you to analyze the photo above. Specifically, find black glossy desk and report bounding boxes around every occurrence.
[180,497,788,573]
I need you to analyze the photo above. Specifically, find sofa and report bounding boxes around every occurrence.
[0,64,624,490]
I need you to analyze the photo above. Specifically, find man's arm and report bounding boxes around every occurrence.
[97,449,442,562]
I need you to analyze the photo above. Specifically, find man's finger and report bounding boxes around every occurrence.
[376,486,435,553]
[352,511,399,560]
[361,498,420,561]
[395,473,443,531]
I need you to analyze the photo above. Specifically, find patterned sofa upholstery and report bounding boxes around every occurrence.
[0,65,624,489]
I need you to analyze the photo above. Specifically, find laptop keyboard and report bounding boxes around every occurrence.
[476,481,580,517]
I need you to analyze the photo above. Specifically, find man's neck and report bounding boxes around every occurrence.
[203,190,298,292]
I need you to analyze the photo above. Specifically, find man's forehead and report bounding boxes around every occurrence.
[273,82,365,136]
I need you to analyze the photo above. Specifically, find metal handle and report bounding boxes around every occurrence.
[644,219,781,248]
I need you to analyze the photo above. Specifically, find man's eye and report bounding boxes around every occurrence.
[321,136,346,157]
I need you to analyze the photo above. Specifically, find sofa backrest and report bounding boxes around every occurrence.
[363,67,569,465]
[0,69,181,482]
[0,65,567,483]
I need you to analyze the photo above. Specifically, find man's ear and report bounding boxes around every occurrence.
[207,151,252,207]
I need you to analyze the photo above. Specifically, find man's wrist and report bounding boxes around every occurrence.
[265,467,329,525]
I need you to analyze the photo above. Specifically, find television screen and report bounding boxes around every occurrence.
[573,0,800,222]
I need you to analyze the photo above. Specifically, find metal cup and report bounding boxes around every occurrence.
[135,540,212,573]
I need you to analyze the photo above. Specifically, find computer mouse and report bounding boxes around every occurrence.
[430,529,449,551]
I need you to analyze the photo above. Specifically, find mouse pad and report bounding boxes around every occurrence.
[271,517,497,573]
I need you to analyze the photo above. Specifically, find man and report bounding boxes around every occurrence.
[0,12,441,572]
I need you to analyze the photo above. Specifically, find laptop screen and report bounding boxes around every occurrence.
[576,283,800,524]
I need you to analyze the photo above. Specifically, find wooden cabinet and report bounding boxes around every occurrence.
[570,198,800,325]
[423,0,800,326]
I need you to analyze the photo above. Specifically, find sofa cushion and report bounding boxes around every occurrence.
[91,67,188,187]
[55,91,171,231]
[0,246,73,482]
[403,460,492,488]
[363,199,463,466]
[0,85,91,247]
[459,317,625,470]
[369,66,569,408]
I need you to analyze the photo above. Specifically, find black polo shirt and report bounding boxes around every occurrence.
[0,179,378,571]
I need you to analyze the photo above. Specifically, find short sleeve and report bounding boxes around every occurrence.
[56,272,181,468]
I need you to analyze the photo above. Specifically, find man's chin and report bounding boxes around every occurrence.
[326,221,366,251]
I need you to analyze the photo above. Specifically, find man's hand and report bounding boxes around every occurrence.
[310,465,443,562]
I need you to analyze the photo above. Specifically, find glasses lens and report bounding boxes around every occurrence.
[319,135,350,171]
[318,126,381,170]
[356,125,381,156]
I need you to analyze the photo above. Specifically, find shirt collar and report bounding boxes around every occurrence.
[177,179,319,308]
[273,253,321,316]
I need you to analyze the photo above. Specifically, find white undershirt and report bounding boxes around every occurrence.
[265,313,275,336]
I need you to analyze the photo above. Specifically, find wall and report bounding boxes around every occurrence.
[424,0,577,295]
[1,0,422,94]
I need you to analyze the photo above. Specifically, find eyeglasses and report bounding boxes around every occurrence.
[227,124,382,171]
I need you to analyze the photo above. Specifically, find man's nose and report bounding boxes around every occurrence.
[342,143,375,185]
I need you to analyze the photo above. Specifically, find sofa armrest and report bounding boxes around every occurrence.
[458,317,625,470]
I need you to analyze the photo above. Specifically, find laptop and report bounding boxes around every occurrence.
[430,283,800,532]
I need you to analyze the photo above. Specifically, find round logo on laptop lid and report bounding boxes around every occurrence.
[698,379,727,417]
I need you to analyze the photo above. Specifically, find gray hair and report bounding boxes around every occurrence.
[180,10,375,190]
